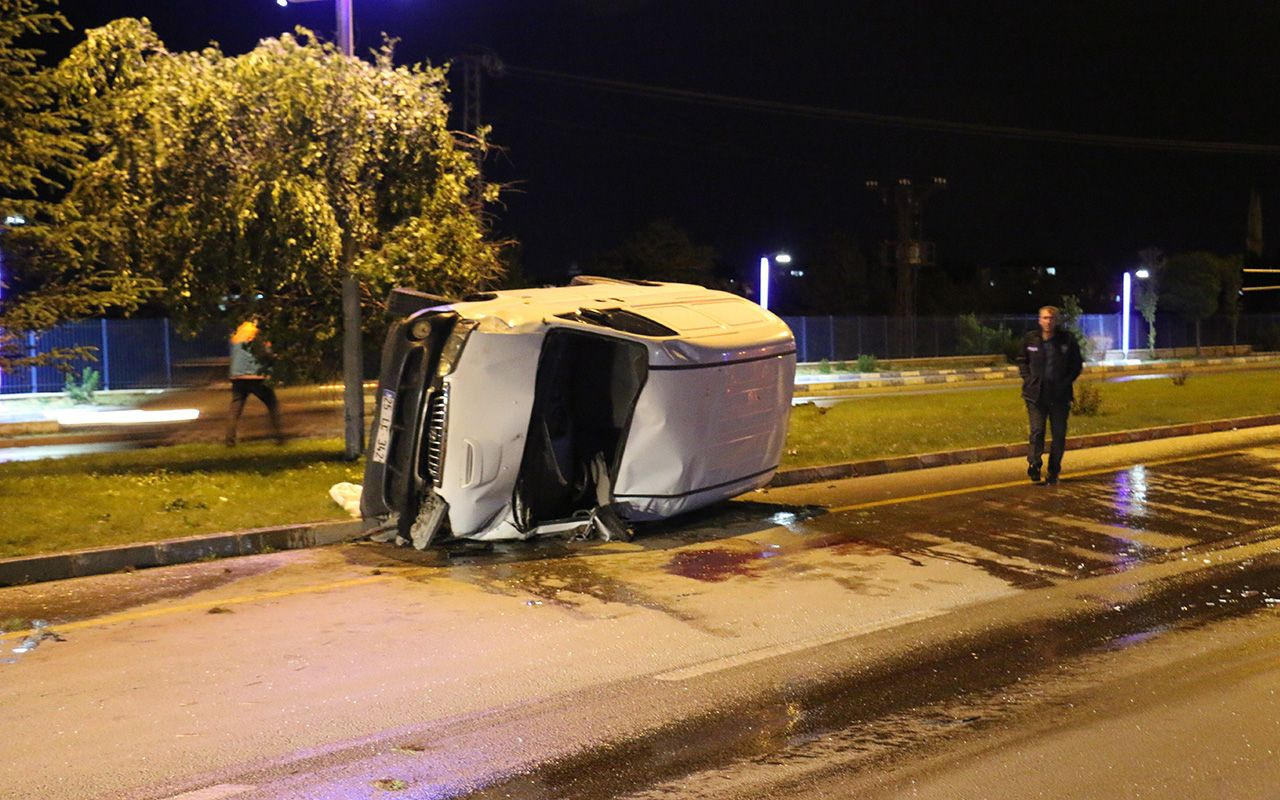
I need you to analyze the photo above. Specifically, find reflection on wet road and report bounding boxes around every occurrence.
[388,448,1280,617]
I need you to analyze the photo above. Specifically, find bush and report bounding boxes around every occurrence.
[63,367,101,405]
[855,354,879,372]
[956,313,1018,358]
[1072,382,1103,416]
[1253,323,1280,353]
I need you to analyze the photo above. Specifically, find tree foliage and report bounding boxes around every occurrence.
[0,0,80,200]
[1134,247,1164,353]
[1162,251,1222,353]
[9,18,504,381]
[587,219,721,287]
[0,1,158,370]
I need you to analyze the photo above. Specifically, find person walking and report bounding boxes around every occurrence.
[226,320,284,446]
[1017,305,1083,484]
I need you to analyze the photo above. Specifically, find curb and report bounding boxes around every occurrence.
[0,518,368,588]
[767,413,1280,487]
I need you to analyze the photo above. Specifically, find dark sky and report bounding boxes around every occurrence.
[52,0,1280,291]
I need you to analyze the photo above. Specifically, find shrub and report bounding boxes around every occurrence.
[855,354,879,372]
[956,313,1018,358]
[63,367,101,405]
[1072,382,1103,416]
[817,358,832,374]
[1253,323,1280,353]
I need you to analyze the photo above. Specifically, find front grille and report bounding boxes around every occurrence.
[423,383,449,486]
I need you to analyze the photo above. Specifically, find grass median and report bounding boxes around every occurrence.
[1,369,1277,560]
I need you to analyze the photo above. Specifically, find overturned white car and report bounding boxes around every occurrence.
[360,277,796,547]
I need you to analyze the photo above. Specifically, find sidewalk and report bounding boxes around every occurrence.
[2,355,1278,587]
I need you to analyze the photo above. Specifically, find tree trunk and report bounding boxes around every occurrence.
[1194,319,1202,356]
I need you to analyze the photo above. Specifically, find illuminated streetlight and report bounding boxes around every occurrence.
[1122,271,1132,359]
[758,252,791,311]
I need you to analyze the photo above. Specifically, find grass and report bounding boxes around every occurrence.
[783,370,1280,468]
[0,439,362,559]
[1,370,1276,561]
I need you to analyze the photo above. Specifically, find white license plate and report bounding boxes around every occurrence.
[371,389,396,463]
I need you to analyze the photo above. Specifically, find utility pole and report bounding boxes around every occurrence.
[457,52,504,205]
[865,177,946,354]
[336,0,364,460]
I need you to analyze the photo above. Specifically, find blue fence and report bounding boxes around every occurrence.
[4,312,1278,395]
[778,313,1280,362]
[1,319,226,395]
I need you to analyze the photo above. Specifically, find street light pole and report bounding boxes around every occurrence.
[333,0,363,461]
[279,0,364,460]
[1121,271,1132,360]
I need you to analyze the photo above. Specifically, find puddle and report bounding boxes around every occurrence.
[663,548,766,582]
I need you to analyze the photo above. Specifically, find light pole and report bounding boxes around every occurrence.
[277,0,362,460]
[1121,271,1131,360]
[758,252,790,311]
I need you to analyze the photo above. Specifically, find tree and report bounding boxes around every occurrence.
[0,1,157,371]
[1216,253,1243,354]
[1134,247,1164,354]
[586,220,720,286]
[1058,294,1091,361]
[1162,251,1221,354]
[20,20,503,454]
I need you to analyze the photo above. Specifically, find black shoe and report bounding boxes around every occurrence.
[1045,472,1059,485]
[1027,466,1041,483]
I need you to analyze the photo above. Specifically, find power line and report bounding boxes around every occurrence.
[503,65,1280,157]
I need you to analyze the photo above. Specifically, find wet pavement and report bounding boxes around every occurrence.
[2,431,1279,799]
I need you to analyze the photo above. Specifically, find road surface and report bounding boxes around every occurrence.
[2,426,1278,799]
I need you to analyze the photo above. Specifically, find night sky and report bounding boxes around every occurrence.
[49,1,1280,303]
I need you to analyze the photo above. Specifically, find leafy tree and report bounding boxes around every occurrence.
[0,1,156,371]
[33,21,503,376]
[798,230,873,314]
[0,0,81,201]
[1134,247,1164,354]
[1162,251,1221,354]
[586,219,720,287]
[1058,294,1091,360]
[1216,252,1243,353]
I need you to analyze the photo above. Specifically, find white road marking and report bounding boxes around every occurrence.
[654,609,944,682]
[159,783,255,800]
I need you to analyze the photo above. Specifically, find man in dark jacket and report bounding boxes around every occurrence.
[1017,305,1084,484]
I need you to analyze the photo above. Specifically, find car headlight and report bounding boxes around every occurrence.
[408,318,433,341]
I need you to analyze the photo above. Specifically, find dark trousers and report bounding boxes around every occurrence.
[227,378,282,444]
[1026,400,1070,476]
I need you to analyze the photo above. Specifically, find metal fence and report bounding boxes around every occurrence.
[4,311,1279,395]
[778,312,1280,362]
[0,319,226,395]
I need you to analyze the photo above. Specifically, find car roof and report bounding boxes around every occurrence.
[448,277,782,338]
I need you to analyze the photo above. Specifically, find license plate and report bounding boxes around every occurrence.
[371,389,396,463]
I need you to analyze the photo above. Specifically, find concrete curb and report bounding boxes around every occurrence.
[0,518,367,587]
[767,413,1280,487]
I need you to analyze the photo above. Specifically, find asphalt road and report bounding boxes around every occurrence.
[2,426,1279,800]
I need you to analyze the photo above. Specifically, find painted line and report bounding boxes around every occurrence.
[655,609,944,682]
[824,450,1245,515]
[0,574,393,642]
[160,785,256,800]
